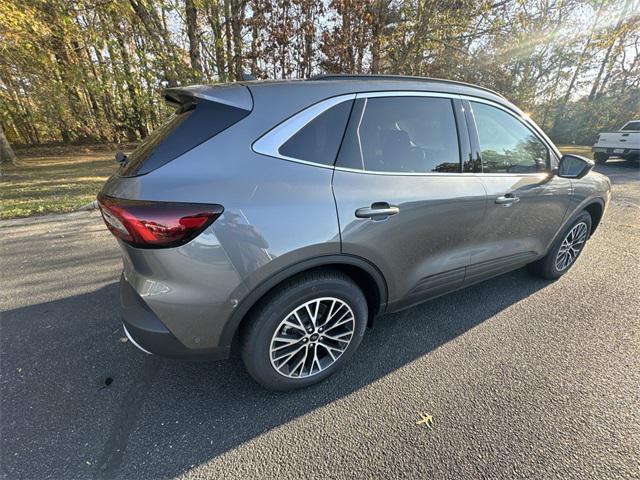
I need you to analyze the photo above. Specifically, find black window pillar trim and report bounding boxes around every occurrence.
[453,98,471,174]
[462,100,482,173]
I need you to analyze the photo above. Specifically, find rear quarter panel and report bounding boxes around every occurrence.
[101,82,343,305]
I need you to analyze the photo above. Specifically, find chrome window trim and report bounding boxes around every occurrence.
[251,89,560,175]
[252,93,356,166]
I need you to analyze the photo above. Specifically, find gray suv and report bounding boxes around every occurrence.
[98,75,611,390]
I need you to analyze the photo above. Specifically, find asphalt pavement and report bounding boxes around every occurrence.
[1,160,639,480]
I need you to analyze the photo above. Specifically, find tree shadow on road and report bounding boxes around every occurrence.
[1,268,551,479]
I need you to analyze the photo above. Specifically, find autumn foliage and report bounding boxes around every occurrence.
[0,0,638,149]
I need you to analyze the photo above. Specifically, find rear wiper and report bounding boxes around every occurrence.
[115,151,128,165]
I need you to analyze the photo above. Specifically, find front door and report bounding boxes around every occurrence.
[332,94,486,311]
[463,100,572,282]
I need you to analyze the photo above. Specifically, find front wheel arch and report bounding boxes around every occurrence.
[584,201,604,235]
[547,198,605,253]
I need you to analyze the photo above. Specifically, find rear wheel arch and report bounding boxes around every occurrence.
[221,255,388,348]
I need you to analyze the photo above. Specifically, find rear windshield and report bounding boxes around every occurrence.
[622,121,640,131]
[120,101,250,176]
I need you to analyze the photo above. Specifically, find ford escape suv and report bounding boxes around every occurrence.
[98,75,611,391]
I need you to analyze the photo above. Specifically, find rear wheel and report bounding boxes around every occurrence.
[528,212,592,280]
[594,152,608,164]
[241,270,368,391]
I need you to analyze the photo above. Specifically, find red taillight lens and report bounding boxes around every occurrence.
[97,194,223,248]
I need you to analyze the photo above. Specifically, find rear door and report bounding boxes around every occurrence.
[332,93,486,311]
[463,99,572,284]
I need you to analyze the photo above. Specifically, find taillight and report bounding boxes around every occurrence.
[97,194,223,248]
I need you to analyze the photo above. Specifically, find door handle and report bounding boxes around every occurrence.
[495,194,520,205]
[355,202,400,219]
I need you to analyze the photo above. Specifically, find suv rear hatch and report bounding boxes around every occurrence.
[119,84,253,176]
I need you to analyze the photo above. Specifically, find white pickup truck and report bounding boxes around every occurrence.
[592,120,640,164]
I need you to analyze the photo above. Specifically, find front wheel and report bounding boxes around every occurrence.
[528,212,592,280]
[241,270,368,391]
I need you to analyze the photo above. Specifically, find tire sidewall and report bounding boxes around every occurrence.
[242,275,368,391]
[594,153,608,164]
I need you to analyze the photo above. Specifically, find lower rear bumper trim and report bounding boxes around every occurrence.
[123,324,153,355]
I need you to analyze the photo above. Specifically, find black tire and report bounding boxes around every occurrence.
[241,270,368,391]
[528,212,592,280]
[594,152,608,164]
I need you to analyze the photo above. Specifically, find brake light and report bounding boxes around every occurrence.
[97,194,223,248]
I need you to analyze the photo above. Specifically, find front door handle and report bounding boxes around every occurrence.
[355,202,400,219]
[495,194,520,205]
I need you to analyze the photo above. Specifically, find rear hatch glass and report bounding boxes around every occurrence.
[120,89,251,176]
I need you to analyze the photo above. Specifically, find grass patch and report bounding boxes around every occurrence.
[558,145,593,159]
[1,149,118,219]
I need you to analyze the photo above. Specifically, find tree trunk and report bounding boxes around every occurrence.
[223,0,235,80]
[129,0,178,86]
[551,0,605,137]
[231,0,246,80]
[185,0,203,79]
[207,1,228,81]
[0,125,17,166]
[588,0,630,101]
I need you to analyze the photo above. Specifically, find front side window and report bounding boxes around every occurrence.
[337,96,461,173]
[471,102,549,173]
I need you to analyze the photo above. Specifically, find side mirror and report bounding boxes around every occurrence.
[556,154,594,179]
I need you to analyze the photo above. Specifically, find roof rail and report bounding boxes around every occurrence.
[309,74,505,99]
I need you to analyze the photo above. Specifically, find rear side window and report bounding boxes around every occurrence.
[622,121,640,131]
[278,100,354,165]
[471,102,549,173]
[120,101,250,176]
[336,96,461,173]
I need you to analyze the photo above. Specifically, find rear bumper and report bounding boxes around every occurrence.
[592,146,639,155]
[120,274,230,360]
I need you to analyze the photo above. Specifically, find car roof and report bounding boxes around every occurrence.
[238,74,508,106]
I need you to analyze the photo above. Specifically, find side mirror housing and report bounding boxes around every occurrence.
[557,154,594,179]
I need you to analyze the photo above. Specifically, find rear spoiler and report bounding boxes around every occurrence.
[163,84,253,113]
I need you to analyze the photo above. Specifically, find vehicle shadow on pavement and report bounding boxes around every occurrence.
[1,268,550,479]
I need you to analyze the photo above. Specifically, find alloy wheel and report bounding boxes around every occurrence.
[269,297,355,379]
[555,222,588,271]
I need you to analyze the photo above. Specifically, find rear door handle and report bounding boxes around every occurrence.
[495,194,520,205]
[355,202,400,219]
